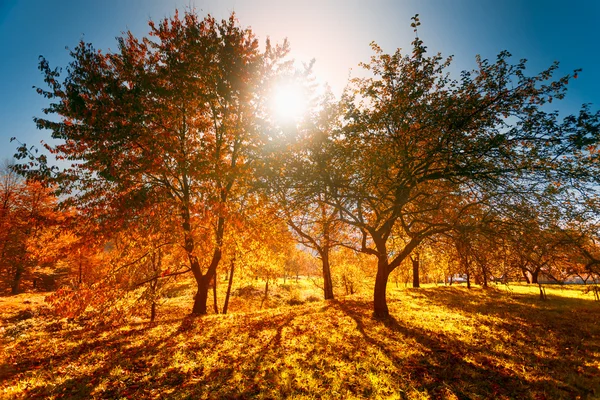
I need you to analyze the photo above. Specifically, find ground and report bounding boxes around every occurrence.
[1,282,599,399]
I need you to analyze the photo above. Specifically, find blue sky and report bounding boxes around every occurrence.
[1,0,599,163]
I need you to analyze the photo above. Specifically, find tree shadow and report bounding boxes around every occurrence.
[335,298,597,399]
[333,300,524,399]
[3,295,599,399]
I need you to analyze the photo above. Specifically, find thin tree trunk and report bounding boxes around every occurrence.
[455,238,471,289]
[212,275,218,314]
[78,251,83,285]
[222,257,235,315]
[264,275,269,297]
[466,269,471,289]
[260,275,269,309]
[481,263,488,288]
[150,302,156,322]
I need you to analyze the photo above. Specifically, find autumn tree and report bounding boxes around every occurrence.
[325,16,600,318]
[265,91,347,300]
[0,163,66,294]
[330,246,373,295]
[15,11,291,315]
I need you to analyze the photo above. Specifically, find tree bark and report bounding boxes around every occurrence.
[188,240,220,313]
[150,302,156,322]
[182,177,225,315]
[191,249,221,315]
[466,269,471,289]
[192,275,210,314]
[78,252,83,285]
[212,275,218,314]
[321,248,334,300]
[11,263,24,295]
[412,255,420,288]
[373,260,390,319]
[481,263,488,288]
[264,275,269,298]
[531,269,540,284]
[223,257,235,315]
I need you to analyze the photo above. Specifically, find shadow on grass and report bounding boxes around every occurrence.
[392,287,600,398]
[335,299,532,399]
[3,291,600,399]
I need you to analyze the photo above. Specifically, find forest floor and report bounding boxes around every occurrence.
[1,281,599,399]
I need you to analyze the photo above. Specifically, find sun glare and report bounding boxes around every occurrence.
[272,83,307,121]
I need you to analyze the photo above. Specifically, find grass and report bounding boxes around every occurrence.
[1,282,599,399]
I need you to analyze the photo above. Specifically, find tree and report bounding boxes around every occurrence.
[15,11,290,315]
[325,15,600,318]
[291,99,352,300]
[263,80,344,300]
[0,164,65,294]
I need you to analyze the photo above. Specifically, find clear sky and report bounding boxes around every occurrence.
[1,0,599,163]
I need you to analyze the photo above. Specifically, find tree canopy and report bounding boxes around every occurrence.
[12,12,600,319]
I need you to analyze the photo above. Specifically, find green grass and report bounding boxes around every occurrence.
[1,283,599,399]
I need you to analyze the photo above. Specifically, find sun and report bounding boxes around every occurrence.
[271,83,307,121]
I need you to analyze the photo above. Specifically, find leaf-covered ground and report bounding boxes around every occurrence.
[1,284,599,399]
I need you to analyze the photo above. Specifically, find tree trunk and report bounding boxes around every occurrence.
[412,255,420,288]
[373,260,390,319]
[212,275,218,314]
[264,276,269,297]
[182,187,224,315]
[481,264,488,288]
[531,269,540,284]
[223,257,235,315]
[11,263,24,295]
[193,275,210,314]
[260,275,269,310]
[78,256,82,285]
[322,249,334,300]
[190,247,221,315]
[466,269,471,289]
[150,301,156,322]
[455,239,471,289]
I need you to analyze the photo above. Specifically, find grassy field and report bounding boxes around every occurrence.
[1,282,599,399]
